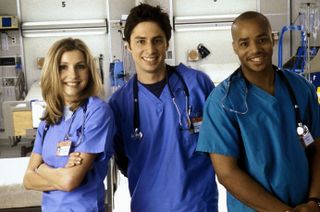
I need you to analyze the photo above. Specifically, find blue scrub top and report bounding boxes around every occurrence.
[109,63,218,212]
[33,96,115,212]
[197,68,320,212]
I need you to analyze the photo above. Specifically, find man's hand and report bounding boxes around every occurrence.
[286,201,320,212]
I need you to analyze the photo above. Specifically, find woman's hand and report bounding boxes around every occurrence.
[65,152,83,168]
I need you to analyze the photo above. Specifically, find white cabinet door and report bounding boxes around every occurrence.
[19,0,107,22]
[173,0,257,17]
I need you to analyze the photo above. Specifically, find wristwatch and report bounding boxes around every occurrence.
[307,197,320,208]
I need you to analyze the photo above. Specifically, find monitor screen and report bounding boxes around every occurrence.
[2,17,12,27]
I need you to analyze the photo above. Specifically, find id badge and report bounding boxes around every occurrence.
[191,117,202,133]
[56,140,72,156]
[297,124,314,147]
[302,132,314,147]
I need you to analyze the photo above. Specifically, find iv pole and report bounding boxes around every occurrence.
[305,2,311,81]
[301,2,319,81]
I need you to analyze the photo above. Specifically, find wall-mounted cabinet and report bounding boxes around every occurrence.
[173,0,257,17]
[19,0,107,21]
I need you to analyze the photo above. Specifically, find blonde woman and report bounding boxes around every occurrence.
[23,38,115,212]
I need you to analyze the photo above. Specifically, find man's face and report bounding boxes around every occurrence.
[232,19,274,75]
[127,21,168,77]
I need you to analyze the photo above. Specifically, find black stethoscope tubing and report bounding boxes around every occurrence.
[225,67,302,126]
[277,70,302,126]
[132,66,190,140]
[41,100,88,145]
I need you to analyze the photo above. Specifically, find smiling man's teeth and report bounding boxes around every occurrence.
[251,57,263,62]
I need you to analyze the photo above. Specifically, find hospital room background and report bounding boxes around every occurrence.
[0,0,319,211]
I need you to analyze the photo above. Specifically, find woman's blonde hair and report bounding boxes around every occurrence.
[41,38,104,124]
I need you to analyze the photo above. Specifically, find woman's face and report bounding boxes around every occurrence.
[59,50,89,104]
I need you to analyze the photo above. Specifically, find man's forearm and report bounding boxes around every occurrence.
[220,167,292,211]
[307,140,320,198]
[211,154,292,212]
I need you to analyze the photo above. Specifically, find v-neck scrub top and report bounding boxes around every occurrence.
[109,63,218,212]
[197,68,320,211]
[33,96,116,212]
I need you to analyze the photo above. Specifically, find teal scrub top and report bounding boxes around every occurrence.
[197,68,320,212]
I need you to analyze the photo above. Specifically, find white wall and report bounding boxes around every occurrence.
[173,0,257,16]
[19,0,107,22]
[0,0,17,15]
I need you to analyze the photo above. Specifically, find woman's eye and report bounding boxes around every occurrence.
[59,65,67,70]
[75,64,86,70]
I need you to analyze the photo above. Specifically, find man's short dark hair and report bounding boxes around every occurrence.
[124,3,172,44]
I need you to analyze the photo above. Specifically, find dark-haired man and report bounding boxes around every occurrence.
[109,3,218,212]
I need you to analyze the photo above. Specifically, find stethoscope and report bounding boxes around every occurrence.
[64,103,87,147]
[221,68,249,115]
[277,69,308,138]
[41,100,88,146]
[131,66,191,140]
[222,66,306,137]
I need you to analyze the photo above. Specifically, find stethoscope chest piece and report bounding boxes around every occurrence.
[131,128,143,140]
[131,66,191,141]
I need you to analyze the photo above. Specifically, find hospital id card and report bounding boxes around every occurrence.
[297,124,315,148]
[191,117,202,133]
[302,132,314,147]
[56,140,72,156]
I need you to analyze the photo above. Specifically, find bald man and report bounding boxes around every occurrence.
[196,11,320,212]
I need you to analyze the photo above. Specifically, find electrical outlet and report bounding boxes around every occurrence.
[11,36,16,44]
